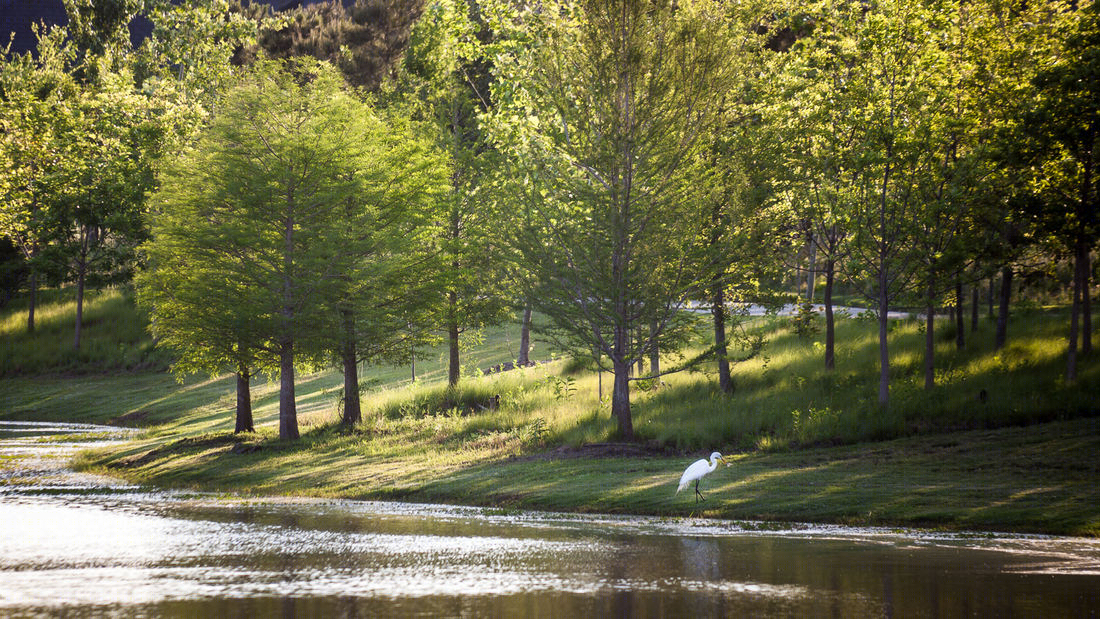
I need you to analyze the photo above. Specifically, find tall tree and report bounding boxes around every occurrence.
[322,111,448,426]
[770,6,863,372]
[808,0,954,406]
[0,27,79,334]
[143,59,396,439]
[399,0,509,388]
[486,0,737,438]
[59,65,165,349]
[1020,1,1099,381]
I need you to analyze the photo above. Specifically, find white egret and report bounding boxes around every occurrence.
[676,452,725,503]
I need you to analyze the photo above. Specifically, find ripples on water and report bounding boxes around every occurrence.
[1,421,1098,618]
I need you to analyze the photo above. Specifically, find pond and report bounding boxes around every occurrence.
[1,421,1098,618]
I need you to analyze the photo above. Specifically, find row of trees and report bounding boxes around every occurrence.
[2,0,1096,441]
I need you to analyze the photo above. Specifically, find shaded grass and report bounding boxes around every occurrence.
[0,287,169,376]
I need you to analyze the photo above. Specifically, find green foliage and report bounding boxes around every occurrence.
[140,57,448,436]
[792,302,820,339]
[485,0,750,435]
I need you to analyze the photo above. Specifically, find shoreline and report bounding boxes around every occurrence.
[71,415,1100,538]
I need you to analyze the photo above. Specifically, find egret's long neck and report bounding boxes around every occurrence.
[708,458,719,473]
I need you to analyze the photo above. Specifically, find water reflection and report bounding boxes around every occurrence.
[1,421,1098,618]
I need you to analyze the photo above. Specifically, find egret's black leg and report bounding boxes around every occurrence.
[695,480,705,502]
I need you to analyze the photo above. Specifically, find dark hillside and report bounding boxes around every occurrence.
[0,0,345,56]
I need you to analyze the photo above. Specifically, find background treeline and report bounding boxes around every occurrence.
[1,0,1096,443]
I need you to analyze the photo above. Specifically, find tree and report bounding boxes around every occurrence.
[1020,1,1099,381]
[59,65,165,349]
[321,110,448,426]
[486,0,737,438]
[0,27,79,333]
[846,0,961,405]
[399,0,510,388]
[142,59,405,439]
[769,6,863,372]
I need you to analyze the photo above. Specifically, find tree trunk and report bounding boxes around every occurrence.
[611,357,634,440]
[877,278,890,406]
[924,279,936,390]
[824,259,836,371]
[971,285,979,333]
[341,310,361,426]
[447,290,460,387]
[806,240,817,302]
[279,339,299,440]
[27,269,36,333]
[955,277,965,350]
[519,303,532,365]
[1083,248,1092,355]
[995,266,1012,350]
[610,319,634,439]
[235,366,254,433]
[74,258,86,350]
[648,319,660,379]
[713,286,732,393]
[988,275,995,319]
[1068,242,1083,383]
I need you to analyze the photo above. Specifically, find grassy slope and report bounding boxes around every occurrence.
[2,289,1098,535]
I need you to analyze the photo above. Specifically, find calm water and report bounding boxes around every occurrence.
[1,421,1098,618]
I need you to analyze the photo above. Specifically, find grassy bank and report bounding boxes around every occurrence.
[2,290,1098,535]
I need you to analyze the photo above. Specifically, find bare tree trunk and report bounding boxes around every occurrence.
[27,269,36,333]
[995,266,1012,350]
[611,323,634,440]
[971,285,979,333]
[280,203,298,440]
[235,366,254,433]
[519,303,532,365]
[596,346,603,401]
[713,286,732,393]
[807,240,817,302]
[925,279,936,390]
[279,339,299,440]
[824,259,836,371]
[648,318,660,379]
[988,275,995,319]
[341,310,361,426]
[447,291,460,387]
[955,276,965,350]
[1083,248,1092,355]
[877,277,890,406]
[611,358,634,440]
[74,227,94,350]
[74,258,86,350]
[1068,242,1083,382]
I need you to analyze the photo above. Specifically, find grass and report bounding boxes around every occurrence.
[0,287,169,376]
[2,288,1099,535]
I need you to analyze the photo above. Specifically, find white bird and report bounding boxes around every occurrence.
[676,452,725,503]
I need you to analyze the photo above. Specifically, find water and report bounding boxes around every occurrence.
[1,422,1098,618]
